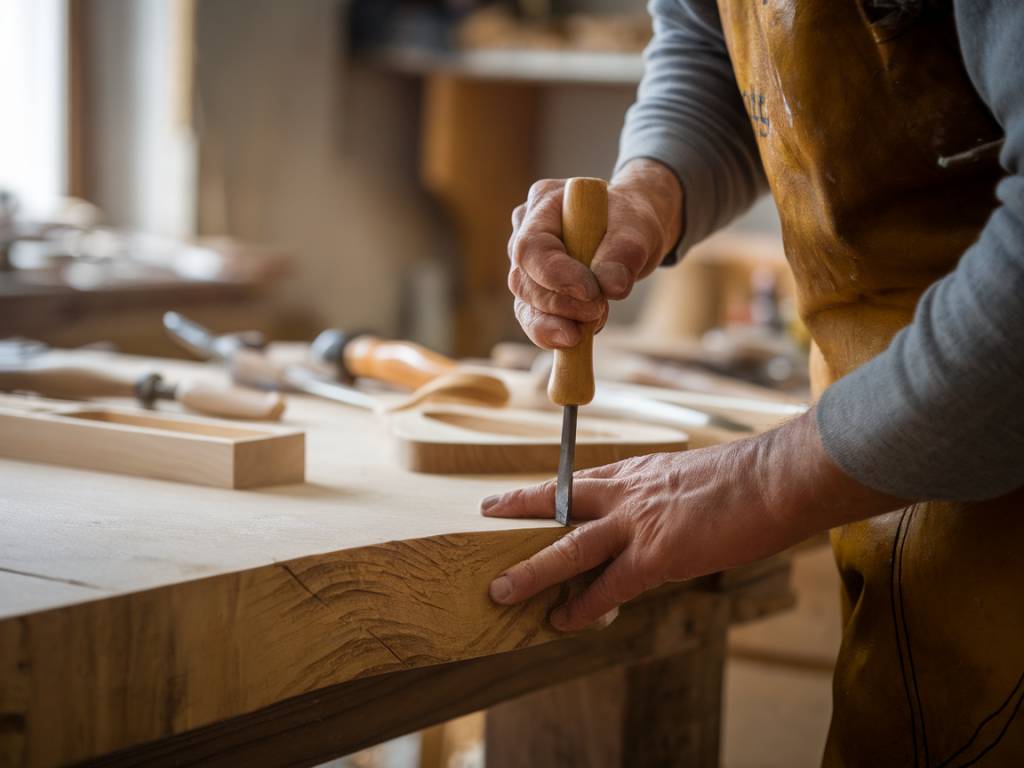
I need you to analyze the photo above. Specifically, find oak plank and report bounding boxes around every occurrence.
[70,581,745,768]
[0,355,793,766]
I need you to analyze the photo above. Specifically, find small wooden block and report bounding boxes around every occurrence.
[388,404,688,474]
[0,399,304,488]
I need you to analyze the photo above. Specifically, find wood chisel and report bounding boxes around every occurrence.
[0,358,285,420]
[164,312,509,409]
[549,178,608,526]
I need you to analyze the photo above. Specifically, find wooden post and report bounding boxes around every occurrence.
[485,600,730,768]
[420,75,538,357]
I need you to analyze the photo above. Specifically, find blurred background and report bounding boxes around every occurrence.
[2,2,835,766]
[1,0,796,382]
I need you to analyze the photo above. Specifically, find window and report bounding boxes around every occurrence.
[0,0,67,215]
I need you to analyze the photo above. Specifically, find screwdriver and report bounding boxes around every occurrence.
[549,178,608,525]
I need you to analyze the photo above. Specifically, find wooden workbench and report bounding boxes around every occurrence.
[0,357,793,767]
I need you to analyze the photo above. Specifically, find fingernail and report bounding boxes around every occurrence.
[595,263,631,297]
[595,607,620,628]
[480,494,501,512]
[490,576,513,603]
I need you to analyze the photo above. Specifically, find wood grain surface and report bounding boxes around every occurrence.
[0,354,792,766]
[0,355,572,765]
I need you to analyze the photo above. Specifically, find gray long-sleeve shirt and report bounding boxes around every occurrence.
[616,0,1024,501]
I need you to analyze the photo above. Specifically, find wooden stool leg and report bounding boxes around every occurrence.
[485,605,728,768]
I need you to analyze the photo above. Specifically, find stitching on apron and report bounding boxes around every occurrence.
[891,506,925,766]
[901,506,930,766]
[940,670,1024,767]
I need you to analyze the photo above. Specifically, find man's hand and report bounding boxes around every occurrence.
[481,411,905,632]
[508,159,684,350]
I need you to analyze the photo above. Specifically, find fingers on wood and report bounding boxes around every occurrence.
[499,516,626,604]
[551,547,642,632]
[481,478,614,521]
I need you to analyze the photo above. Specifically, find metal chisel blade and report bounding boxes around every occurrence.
[555,404,578,526]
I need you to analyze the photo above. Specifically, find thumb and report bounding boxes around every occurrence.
[590,228,650,300]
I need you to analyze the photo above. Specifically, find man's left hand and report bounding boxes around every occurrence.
[481,410,904,632]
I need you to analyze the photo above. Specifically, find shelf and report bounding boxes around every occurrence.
[369,46,644,86]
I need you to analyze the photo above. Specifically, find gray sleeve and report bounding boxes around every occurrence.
[615,0,767,263]
[816,0,1024,501]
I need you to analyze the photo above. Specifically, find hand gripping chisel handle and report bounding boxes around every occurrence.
[548,177,609,525]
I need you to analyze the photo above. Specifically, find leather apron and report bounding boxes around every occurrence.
[714,1,1024,765]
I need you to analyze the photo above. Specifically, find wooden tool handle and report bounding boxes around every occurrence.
[343,336,459,391]
[547,177,608,406]
[0,363,134,399]
[176,380,286,421]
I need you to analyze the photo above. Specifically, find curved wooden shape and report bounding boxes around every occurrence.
[389,404,688,474]
[385,371,511,412]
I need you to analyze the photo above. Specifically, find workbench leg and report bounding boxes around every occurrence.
[485,604,729,768]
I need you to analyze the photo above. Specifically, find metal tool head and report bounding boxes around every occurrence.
[308,328,368,383]
[162,312,266,362]
[555,405,578,526]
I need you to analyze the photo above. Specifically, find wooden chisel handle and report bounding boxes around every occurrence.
[547,178,608,406]
[175,380,285,421]
[342,336,459,391]
[0,360,285,421]
[0,363,134,399]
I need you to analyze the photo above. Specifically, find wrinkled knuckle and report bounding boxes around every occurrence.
[516,558,539,591]
[528,179,560,199]
[513,299,533,327]
[591,577,622,608]
[507,266,523,295]
[612,234,649,272]
[514,235,553,271]
[553,529,584,566]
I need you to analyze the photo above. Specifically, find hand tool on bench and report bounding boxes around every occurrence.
[550,178,607,526]
[0,357,285,420]
[515,353,756,433]
[164,312,510,409]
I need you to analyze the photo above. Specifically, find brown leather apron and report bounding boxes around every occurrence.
[714,1,1024,765]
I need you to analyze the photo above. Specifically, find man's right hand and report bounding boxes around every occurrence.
[507,158,684,349]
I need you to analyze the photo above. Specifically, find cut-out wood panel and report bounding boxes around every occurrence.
[389,404,688,474]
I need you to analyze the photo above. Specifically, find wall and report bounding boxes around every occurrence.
[84,0,197,237]
[0,0,66,215]
[193,0,452,341]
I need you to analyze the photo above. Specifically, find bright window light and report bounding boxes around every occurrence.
[0,0,67,216]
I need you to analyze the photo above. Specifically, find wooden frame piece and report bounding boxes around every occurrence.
[0,399,303,488]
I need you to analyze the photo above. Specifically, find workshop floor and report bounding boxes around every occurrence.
[331,544,841,768]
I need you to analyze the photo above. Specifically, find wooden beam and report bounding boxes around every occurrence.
[71,582,740,768]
